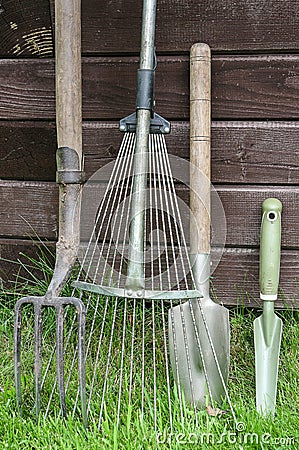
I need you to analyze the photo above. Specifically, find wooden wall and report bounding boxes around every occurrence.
[0,0,298,307]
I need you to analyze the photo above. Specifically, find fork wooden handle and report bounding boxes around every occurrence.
[47,0,83,298]
[55,0,82,164]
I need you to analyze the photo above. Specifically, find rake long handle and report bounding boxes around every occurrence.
[190,43,211,255]
[125,0,157,291]
[55,0,82,161]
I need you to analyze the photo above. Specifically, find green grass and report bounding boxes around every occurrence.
[0,250,298,449]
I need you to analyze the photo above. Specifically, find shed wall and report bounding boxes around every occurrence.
[0,0,298,307]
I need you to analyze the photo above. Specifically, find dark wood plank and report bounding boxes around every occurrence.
[82,121,299,185]
[212,55,299,119]
[2,120,298,184]
[0,181,58,240]
[216,186,299,248]
[1,0,298,56]
[1,56,299,120]
[1,181,298,248]
[0,0,53,57]
[80,0,299,53]
[0,238,55,286]
[0,58,55,119]
[211,121,299,184]
[212,248,299,309]
[0,121,57,181]
[1,239,298,309]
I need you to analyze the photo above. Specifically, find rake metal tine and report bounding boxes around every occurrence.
[34,302,43,420]
[56,304,67,418]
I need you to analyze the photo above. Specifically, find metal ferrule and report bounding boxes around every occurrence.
[46,146,83,299]
[56,146,85,184]
[190,253,211,297]
[260,293,278,301]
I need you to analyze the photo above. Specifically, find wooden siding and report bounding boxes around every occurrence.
[1,0,299,55]
[1,56,299,120]
[0,0,298,308]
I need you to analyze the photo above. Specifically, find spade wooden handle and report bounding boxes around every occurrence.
[190,43,211,254]
[55,0,82,163]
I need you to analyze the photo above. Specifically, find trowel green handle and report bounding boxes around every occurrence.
[260,198,282,300]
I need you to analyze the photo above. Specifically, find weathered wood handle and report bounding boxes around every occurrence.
[46,0,83,298]
[190,43,211,254]
[55,0,82,163]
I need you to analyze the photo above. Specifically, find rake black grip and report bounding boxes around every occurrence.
[136,68,155,111]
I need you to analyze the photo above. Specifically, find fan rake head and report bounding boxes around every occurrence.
[69,131,205,430]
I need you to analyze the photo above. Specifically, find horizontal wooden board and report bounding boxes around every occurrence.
[1,120,299,184]
[210,122,299,185]
[1,239,298,309]
[1,1,298,57]
[80,0,299,53]
[0,121,57,181]
[0,181,58,239]
[1,181,298,248]
[1,56,299,120]
[212,247,299,308]
[216,186,299,248]
[0,238,55,286]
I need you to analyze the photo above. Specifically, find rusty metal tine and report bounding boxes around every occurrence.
[34,303,43,419]
[14,297,87,423]
[14,299,23,416]
[76,300,87,427]
[56,305,67,418]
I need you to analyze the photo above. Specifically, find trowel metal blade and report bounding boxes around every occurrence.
[254,314,282,416]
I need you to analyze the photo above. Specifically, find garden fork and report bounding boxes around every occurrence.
[14,0,87,425]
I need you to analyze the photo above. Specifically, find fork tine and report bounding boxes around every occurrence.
[56,305,66,418]
[14,297,87,422]
[76,300,87,427]
[14,299,23,415]
[34,303,43,419]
